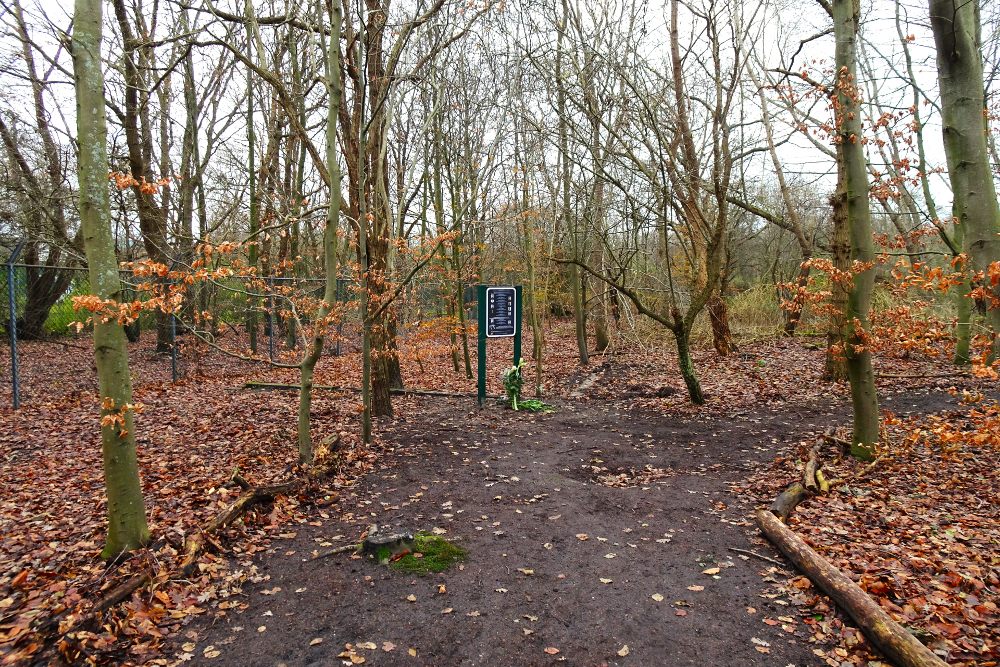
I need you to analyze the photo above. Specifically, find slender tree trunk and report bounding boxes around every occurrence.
[750,70,814,336]
[517,128,544,396]
[297,0,343,464]
[826,164,850,382]
[557,0,588,365]
[246,75,259,353]
[952,220,974,365]
[588,182,610,353]
[451,238,472,378]
[832,0,879,460]
[74,0,150,557]
[110,0,171,353]
[929,0,1000,359]
[784,261,812,337]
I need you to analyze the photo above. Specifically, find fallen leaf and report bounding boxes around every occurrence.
[686,585,704,592]
[702,567,720,575]
[382,641,395,652]
[309,638,323,646]
[651,593,664,602]
[617,645,630,657]
[544,647,560,655]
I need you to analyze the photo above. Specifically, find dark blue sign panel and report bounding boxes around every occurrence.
[486,286,517,337]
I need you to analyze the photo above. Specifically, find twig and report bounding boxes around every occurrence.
[245,381,501,399]
[876,371,969,379]
[309,543,360,561]
[728,547,786,567]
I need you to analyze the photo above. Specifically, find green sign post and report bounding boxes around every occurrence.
[477,284,522,406]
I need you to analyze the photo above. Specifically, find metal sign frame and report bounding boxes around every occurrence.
[477,284,522,406]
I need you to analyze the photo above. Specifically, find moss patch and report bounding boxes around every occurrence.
[389,532,467,575]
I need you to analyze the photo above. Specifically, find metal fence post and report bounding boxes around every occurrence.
[6,241,25,409]
[335,277,344,356]
[477,284,487,406]
[267,276,275,361]
[170,311,179,382]
[167,260,179,382]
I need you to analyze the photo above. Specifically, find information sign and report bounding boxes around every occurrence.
[486,286,517,337]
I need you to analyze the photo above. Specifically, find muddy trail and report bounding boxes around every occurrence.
[172,387,966,667]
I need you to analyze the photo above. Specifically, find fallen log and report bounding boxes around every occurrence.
[755,509,947,667]
[178,480,299,577]
[769,481,813,522]
[876,371,969,379]
[770,444,825,520]
[244,381,500,400]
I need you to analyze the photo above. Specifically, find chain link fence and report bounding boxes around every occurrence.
[2,256,477,408]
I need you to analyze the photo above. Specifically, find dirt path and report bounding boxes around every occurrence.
[173,388,964,667]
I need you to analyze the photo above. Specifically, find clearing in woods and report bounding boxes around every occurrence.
[172,383,967,667]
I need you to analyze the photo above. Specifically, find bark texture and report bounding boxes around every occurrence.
[929,0,1000,357]
[832,0,879,459]
[73,0,150,557]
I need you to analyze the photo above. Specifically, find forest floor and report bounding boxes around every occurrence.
[0,322,997,665]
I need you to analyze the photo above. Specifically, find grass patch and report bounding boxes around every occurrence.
[389,532,467,575]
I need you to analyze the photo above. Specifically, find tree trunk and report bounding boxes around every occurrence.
[832,0,880,460]
[673,310,704,405]
[297,0,344,464]
[17,265,73,339]
[929,0,1000,359]
[452,240,472,379]
[516,127,544,396]
[784,261,811,337]
[246,73,259,353]
[952,221,973,365]
[73,0,150,556]
[826,169,850,382]
[557,0,588,365]
[708,293,733,356]
[110,0,172,354]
